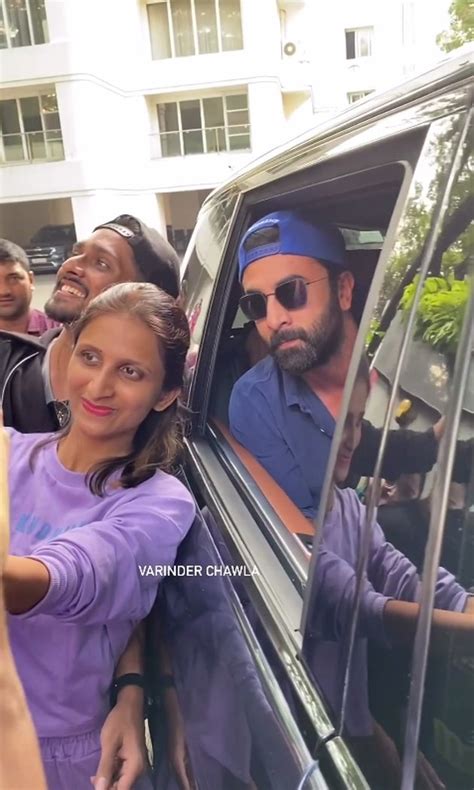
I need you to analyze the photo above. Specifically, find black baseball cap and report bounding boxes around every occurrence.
[94,214,180,299]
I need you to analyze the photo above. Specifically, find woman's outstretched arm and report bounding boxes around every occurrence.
[0,414,46,789]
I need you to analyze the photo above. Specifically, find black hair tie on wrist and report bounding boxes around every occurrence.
[110,673,145,708]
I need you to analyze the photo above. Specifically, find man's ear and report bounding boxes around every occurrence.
[29,271,35,289]
[338,270,354,311]
[153,387,181,413]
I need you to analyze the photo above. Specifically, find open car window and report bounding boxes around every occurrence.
[184,130,425,738]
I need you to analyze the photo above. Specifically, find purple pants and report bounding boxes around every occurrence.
[40,727,153,790]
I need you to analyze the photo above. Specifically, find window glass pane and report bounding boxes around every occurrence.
[203,97,225,151]
[158,102,179,132]
[195,0,218,54]
[203,97,224,127]
[5,0,31,47]
[345,29,355,59]
[0,3,8,48]
[171,0,195,56]
[20,97,42,131]
[29,0,48,44]
[219,0,243,51]
[358,29,372,57]
[147,2,172,59]
[40,92,60,131]
[226,109,248,125]
[226,93,247,110]
[157,103,181,156]
[182,129,204,154]
[180,99,202,130]
[395,139,473,790]
[228,132,249,150]
[41,93,63,159]
[225,95,249,143]
[0,99,24,161]
[205,126,226,152]
[160,131,181,156]
[20,96,45,160]
[301,115,471,787]
[180,100,204,154]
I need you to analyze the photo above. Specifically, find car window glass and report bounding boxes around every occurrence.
[300,113,472,786]
[402,353,473,790]
[181,191,239,399]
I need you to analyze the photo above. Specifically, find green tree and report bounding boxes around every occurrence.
[437,0,474,52]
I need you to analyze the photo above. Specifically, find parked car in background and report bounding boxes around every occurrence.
[145,48,474,790]
[25,224,76,274]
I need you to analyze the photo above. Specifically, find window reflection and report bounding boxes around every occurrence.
[301,114,473,786]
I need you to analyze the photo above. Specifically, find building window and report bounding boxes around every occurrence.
[147,0,243,59]
[347,90,373,104]
[345,27,373,59]
[0,92,64,164]
[155,93,250,157]
[0,0,49,48]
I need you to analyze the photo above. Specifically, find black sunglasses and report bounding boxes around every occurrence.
[239,275,328,321]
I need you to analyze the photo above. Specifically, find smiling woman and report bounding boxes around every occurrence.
[2,282,195,789]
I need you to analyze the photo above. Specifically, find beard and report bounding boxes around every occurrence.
[44,286,87,324]
[44,294,80,323]
[270,287,344,375]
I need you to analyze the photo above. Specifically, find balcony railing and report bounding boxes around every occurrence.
[0,130,64,165]
[150,124,251,158]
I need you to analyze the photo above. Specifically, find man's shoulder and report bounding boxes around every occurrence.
[0,330,47,372]
[0,329,46,351]
[27,309,61,336]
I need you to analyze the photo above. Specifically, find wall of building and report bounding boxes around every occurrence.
[0,0,451,249]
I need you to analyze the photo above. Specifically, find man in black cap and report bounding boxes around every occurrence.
[0,214,180,432]
[0,215,182,790]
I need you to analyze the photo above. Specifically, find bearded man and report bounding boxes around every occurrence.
[229,211,442,519]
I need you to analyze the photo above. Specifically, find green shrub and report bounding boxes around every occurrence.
[399,275,470,356]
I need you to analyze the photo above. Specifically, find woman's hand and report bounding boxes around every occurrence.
[92,687,147,790]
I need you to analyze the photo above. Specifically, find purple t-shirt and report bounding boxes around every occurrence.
[309,488,467,736]
[7,429,195,738]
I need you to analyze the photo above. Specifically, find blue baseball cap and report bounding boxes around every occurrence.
[238,210,346,280]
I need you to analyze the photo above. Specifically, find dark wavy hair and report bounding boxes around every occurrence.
[56,283,189,495]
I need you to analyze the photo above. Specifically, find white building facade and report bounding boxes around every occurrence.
[0,0,449,257]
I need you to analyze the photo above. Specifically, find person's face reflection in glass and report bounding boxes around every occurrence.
[333,378,369,485]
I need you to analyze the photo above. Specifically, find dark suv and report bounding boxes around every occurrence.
[25,224,76,273]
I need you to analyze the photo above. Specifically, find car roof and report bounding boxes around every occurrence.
[202,45,473,208]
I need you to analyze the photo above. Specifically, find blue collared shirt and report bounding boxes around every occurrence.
[229,355,335,518]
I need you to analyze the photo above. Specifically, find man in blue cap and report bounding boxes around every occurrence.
[229,210,442,519]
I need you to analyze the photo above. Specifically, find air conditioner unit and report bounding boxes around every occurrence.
[283,40,297,57]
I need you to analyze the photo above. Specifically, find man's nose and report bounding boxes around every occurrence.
[265,294,291,332]
[0,280,12,296]
[60,252,86,278]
